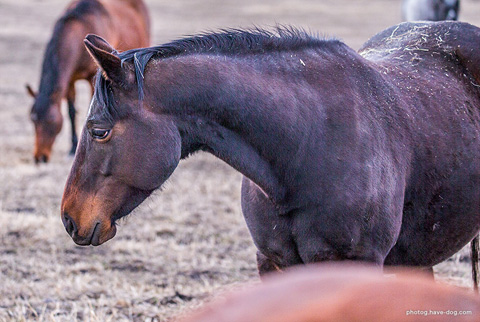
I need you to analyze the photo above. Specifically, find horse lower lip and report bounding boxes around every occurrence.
[90,223,101,246]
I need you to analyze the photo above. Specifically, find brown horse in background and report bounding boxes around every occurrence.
[26,0,150,163]
[179,264,480,322]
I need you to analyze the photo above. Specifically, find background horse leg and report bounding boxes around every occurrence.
[66,84,78,155]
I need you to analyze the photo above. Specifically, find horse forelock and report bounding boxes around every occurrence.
[91,72,117,124]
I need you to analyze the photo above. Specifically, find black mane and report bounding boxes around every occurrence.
[120,26,330,62]
[35,0,108,118]
[100,27,337,110]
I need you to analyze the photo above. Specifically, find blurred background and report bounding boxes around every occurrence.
[1,0,480,321]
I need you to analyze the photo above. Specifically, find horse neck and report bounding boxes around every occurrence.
[36,23,81,109]
[147,55,306,206]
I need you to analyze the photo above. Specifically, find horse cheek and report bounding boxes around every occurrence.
[148,126,182,188]
[121,122,181,190]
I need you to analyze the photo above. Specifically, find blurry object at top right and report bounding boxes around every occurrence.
[402,0,460,21]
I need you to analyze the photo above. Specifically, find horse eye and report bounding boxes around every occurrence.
[91,128,112,141]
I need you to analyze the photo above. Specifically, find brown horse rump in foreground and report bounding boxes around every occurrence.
[26,0,149,163]
[62,21,480,278]
[178,264,480,322]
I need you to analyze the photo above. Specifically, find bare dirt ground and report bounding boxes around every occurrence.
[1,0,480,321]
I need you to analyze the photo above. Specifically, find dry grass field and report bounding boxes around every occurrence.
[1,0,480,321]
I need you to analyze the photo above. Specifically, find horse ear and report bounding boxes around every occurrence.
[26,84,37,98]
[84,34,125,83]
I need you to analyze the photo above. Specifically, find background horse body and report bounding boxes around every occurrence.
[179,264,480,322]
[27,0,149,163]
[62,21,480,275]
[402,0,460,21]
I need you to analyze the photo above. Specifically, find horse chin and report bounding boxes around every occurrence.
[71,220,117,246]
[91,224,117,246]
[111,188,153,223]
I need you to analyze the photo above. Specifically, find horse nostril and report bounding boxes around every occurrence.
[62,212,78,237]
[34,155,48,164]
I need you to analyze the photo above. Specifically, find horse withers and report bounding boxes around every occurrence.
[61,22,480,277]
[26,0,150,163]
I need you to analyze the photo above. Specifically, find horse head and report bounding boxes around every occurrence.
[60,35,181,245]
[26,85,63,163]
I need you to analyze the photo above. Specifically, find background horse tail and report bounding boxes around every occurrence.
[472,234,479,293]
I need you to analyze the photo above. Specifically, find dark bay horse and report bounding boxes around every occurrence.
[61,21,480,278]
[26,0,150,163]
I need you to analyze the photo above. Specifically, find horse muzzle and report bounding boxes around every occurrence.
[34,153,49,164]
[61,211,116,246]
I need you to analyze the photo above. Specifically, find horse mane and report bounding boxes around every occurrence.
[97,27,337,113]
[35,0,108,118]
[120,26,331,62]
[93,27,336,120]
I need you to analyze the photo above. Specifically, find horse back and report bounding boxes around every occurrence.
[360,21,480,87]
[57,0,150,53]
[99,0,150,49]
[34,0,150,102]
[57,0,150,76]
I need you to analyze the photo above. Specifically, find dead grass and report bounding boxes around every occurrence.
[1,0,480,321]
[0,154,259,322]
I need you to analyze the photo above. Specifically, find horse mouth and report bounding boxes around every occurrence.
[90,222,101,246]
[66,188,151,246]
[34,154,49,164]
[71,222,116,246]
[71,222,100,246]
